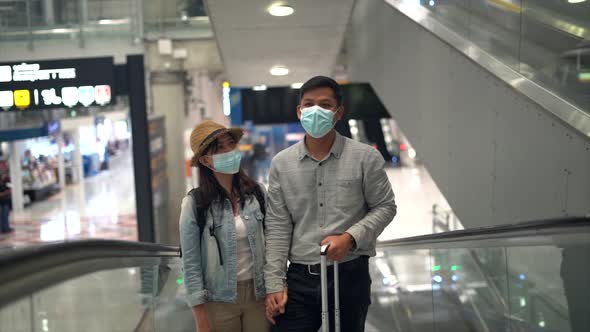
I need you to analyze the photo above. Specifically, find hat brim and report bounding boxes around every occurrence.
[190,127,244,167]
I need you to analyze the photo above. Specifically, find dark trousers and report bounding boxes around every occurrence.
[272,256,371,332]
[561,246,590,332]
[0,203,10,232]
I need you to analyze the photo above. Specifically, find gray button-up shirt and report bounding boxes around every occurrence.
[264,133,397,293]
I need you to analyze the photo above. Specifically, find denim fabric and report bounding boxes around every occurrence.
[180,190,267,307]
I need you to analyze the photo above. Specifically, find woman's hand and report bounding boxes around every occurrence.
[265,286,289,325]
[192,304,211,332]
[197,322,211,332]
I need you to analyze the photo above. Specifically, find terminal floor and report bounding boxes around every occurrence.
[379,165,457,242]
[0,153,454,249]
[0,150,137,248]
[0,156,458,331]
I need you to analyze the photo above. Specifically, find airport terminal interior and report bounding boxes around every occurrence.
[0,0,589,331]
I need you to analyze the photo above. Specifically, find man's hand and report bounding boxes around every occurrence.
[265,289,288,325]
[321,233,354,262]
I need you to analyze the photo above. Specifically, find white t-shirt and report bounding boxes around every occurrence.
[235,215,254,281]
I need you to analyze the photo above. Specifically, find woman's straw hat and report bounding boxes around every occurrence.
[190,121,243,166]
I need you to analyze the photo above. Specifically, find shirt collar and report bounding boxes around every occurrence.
[297,132,345,161]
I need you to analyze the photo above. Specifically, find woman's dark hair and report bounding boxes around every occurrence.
[299,76,343,106]
[197,138,259,209]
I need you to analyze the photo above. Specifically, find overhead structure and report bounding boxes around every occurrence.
[205,0,354,87]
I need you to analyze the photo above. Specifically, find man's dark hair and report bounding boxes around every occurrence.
[299,76,343,106]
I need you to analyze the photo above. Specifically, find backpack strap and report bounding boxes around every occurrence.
[188,185,265,235]
[188,188,207,239]
[181,186,263,263]
[188,187,225,266]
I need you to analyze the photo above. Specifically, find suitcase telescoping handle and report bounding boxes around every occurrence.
[320,243,341,332]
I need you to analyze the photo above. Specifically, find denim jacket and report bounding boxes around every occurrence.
[180,189,267,307]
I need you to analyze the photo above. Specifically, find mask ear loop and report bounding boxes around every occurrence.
[200,155,217,173]
[328,107,340,129]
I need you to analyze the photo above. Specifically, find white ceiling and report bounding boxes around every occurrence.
[204,0,355,87]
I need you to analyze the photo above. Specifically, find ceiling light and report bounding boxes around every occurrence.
[253,85,267,91]
[98,18,130,25]
[268,4,294,17]
[291,82,303,89]
[51,28,69,34]
[568,0,586,3]
[270,66,289,76]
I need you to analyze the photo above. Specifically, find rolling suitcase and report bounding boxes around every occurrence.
[320,243,340,332]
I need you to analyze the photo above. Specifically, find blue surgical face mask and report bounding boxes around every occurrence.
[300,105,336,138]
[211,149,242,174]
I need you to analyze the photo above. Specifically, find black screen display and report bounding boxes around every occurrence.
[241,83,390,124]
[0,57,115,112]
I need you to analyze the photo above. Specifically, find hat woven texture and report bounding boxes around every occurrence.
[189,121,243,167]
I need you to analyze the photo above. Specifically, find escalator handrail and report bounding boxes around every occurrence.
[0,239,180,308]
[1,217,588,309]
[384,0,590,139]
[378,216,590,248]
[0,239,179,267]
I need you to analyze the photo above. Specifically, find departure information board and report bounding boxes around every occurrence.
[0,57,114,111]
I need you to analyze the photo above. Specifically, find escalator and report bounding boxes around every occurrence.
[1,217,588,331]
[367,217,590,332]
[0,241,192,332]
[346,0,590,229]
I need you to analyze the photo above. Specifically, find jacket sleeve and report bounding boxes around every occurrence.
[179,196,208,307]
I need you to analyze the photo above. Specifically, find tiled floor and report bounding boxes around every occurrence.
[0,147,456,249]
[0,150,137,248]
[0,155,459,331]
[378,165,461,242]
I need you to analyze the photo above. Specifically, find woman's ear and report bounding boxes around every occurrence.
[199,155,211,167]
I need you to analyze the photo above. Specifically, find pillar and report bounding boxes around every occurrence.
[56,134,66,189]
[151,72,186,244]
[8,141,24,212]
[42,0,55,26]
[71,129,84,184]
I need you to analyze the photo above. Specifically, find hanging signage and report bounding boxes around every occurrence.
[0,121,60,142]
[0,57,114,111]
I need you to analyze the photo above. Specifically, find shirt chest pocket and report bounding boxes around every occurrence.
[330,176,364,208]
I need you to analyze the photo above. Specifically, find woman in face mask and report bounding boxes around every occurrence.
[180,121,283,332]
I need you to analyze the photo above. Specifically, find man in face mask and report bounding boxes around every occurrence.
[264,76,397,331]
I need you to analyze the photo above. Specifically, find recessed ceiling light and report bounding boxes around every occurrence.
[268,4,294,17]
[568,0,586,3]
[291,82,303,89]
[270,66,289,76]
[51,28,69,34]
[253,85,267,91]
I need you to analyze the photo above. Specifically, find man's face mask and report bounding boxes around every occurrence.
[300,105,336,138]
